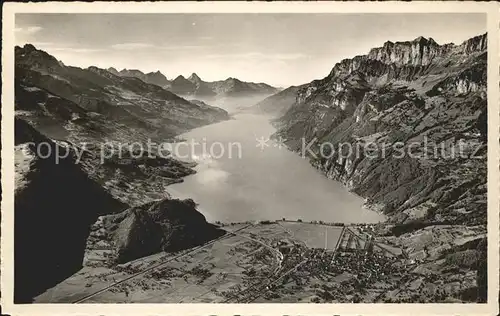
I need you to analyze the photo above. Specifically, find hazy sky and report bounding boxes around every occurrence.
[15,13,486,87]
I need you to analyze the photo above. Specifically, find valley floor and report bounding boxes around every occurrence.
[34,221,482,303]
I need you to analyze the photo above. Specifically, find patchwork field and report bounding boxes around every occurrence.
[34,221,479,303]
[34,221,344,303]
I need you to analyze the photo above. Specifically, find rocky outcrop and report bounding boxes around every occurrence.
[14,118,125,302]
[275,34,487,226]
[87,198,225,264]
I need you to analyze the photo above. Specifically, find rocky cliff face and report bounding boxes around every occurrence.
[275,34,487,226]
[86,198,225,264]
[14,118,125,302]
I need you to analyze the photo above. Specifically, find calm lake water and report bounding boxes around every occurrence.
[168,113,385,224]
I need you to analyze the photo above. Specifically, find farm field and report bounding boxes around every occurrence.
[37,221,469,304]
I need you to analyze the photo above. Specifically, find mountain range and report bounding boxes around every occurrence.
[107,67,279,98]
[16,44,230,143]
[274,33,487,226]
[107,67,170,87]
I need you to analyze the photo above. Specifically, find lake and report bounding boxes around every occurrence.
[168,112,385,224]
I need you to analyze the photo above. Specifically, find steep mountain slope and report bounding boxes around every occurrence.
[14,118,126,302]
[250,85,303,116]
[275,34,487,226]
[15,44,229,143]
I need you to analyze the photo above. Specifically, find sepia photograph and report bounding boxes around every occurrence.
[1,2,499,315]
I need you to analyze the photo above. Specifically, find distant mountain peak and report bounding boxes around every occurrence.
[225,77,241,83]
[146,70,167,78]
[120,69,145,76]
[107,67,119,75]
[22,43,37,52]
[110,68,169,87]
[15,43,64,71]
[188,73,201,83]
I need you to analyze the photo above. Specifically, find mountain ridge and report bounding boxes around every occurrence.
[107,67,279,98]
[15,44,229,143]
[274,33,487,226]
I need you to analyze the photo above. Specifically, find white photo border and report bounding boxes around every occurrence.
[1,2,499,315]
